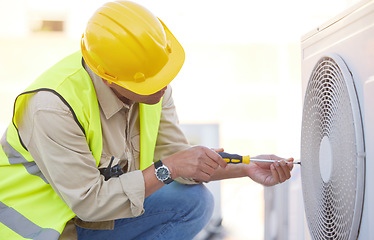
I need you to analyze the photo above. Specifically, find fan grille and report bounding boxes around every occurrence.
[301,55,365,240]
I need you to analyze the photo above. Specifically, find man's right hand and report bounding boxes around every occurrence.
[162,146,227,182]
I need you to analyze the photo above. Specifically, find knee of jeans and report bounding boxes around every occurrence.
[185,184,214,223]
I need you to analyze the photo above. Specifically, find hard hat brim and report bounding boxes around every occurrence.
[113,21,185,96]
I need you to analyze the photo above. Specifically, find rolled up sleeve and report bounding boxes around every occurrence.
[119,170,145,216]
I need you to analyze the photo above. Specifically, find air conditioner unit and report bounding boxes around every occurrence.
[300,0,374,239]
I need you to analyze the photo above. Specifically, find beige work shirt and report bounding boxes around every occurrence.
[17,62,194,239]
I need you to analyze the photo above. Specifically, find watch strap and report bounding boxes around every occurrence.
[163,176,173,184]
[154,159,162,169]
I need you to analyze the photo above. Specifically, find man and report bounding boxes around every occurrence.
[0,1,294,239]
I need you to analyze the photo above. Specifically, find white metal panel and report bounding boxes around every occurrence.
[362,77,374,240]
[300,1,374,239]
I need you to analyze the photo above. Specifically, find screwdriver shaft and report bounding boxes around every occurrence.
[250,158,301,164]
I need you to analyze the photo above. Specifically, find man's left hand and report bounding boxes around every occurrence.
[244,154,294,186]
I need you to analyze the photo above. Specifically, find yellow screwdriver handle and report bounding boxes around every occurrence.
[218,152,250,164]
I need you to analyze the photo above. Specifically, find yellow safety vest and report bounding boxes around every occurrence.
[0,51,161,239]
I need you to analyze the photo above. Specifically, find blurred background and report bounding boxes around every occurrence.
[0,0,361,239]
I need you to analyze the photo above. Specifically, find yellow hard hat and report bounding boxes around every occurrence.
[81,1,185,95]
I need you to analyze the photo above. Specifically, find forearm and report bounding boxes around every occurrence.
[209,155,295,186]
[143,165,165,198]
[209,163,248,181]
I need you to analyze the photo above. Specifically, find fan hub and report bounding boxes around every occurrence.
[319,136,333,183]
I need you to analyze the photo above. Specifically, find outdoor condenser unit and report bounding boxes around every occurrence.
[300,0,374,239]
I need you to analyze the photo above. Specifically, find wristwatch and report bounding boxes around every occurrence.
[154,160,173,184]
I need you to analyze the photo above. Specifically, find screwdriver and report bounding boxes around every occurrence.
[218,152,301,165]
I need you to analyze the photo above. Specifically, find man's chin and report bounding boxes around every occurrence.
[142,98,162,105]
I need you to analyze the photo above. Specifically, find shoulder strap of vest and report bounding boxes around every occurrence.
[12,51,102,166]
[139,100,162,170]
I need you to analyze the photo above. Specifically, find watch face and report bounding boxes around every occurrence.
[156,167,169,180]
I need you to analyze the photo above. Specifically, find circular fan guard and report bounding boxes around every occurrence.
[301,55,365,239]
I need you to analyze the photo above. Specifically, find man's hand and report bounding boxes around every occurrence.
[162,146,227,182]
[244,154,294,186]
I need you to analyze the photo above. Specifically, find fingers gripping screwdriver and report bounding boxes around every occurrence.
[218,152,301,165]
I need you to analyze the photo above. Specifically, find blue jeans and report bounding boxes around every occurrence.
[76,182,214,240]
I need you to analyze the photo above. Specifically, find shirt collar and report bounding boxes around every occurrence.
[83,61,131,119]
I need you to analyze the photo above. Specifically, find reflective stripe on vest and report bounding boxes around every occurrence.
[0,51,162,239]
